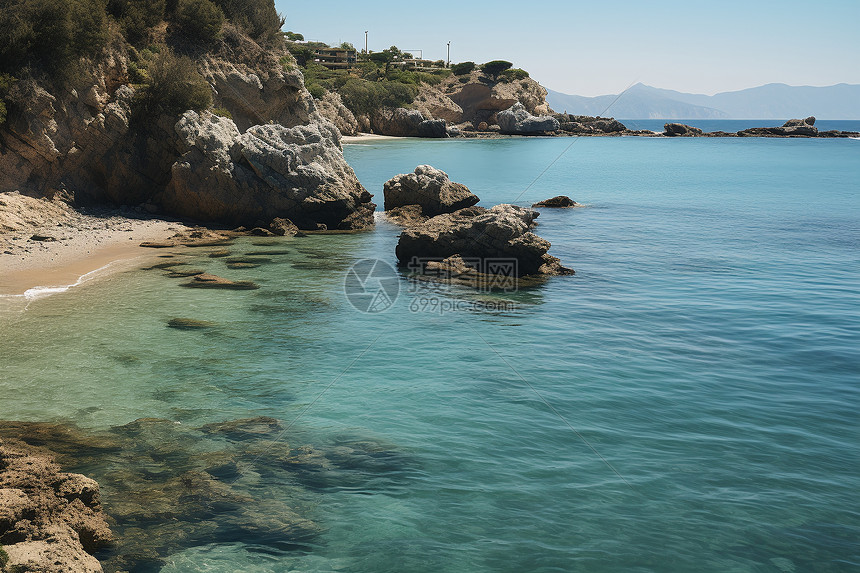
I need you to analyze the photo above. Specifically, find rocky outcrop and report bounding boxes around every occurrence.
[555,114,627,135]
[370,108,425,137]
[314,91,361,136]
[737,117,819,137]
[664,123,704,137]
[497,103,560,135]
[412,70,551,128]
[395,204,573,276]
[532,195,579,208]
[383,165,479,218]
[159,111,374,230]
[0,27,374,231]
[0,438,113,573]
[418,119,448,138]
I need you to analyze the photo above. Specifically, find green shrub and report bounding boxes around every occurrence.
[0,0,109,76]
[499,68,529,82]
[0,74,15,125]
[480,60,513,78]
[337,78,416,117]
[135,50,212,116]
[307,83,326,99]
[175,0,224,44]
[212,0,284,45]
[0,545,8,568]
[284,31,304,41]
[212,106,232,118]
[451,61,475,76]
[108,0,167,45]
[127,61,148,83]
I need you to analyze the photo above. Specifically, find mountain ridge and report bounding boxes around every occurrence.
[546,82,860,119]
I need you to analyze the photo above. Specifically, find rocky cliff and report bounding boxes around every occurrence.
[0,25,373,230]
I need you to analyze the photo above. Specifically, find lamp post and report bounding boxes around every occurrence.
[365,31,368,54]
[447,41,451,67]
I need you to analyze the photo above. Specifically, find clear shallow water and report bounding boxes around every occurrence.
[1,137,859,572]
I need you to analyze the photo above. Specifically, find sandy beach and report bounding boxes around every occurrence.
[341,133,403,144]
[0,192,188,296]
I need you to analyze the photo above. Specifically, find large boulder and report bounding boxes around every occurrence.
[160,111,375,230]
[370,108,425,137]
[784,116,815,127]
[395,204,572,276]
[664,123,704,137]
[384,165,479,217]
[418,119,448,138]
[497,103,560,135]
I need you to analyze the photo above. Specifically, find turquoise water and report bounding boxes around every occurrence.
[2,137,859,571]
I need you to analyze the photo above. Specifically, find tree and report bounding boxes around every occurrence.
[176,0,224,44]
[284,31,304,41]
[451,61,475,76]
[481,60,513,79]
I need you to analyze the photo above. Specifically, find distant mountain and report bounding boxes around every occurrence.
[546,83,860,119]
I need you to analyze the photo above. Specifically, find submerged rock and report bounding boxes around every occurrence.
[383,165,480,218]
[395,204,573,276]
[532,195,579,208]
[167,318,215,330]
[180,273,259,290]
[497,102,560,135]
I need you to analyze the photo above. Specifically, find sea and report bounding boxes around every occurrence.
[1,135,858,572]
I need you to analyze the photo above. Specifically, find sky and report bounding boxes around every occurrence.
[273,0,860,97]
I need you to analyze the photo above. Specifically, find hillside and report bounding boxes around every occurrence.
[547,83,860,119]
[0,0,373,231]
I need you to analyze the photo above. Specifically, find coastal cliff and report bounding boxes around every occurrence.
[0,17,373,230]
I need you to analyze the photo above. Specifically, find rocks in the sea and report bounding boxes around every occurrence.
[497,102,560,135]
[784,116,816,127]
[664,123,704,137]
[737,117,819,137]
[395,204,573,276]
[180,273,259,290]
[0,438,113,573]
[383,165,480,219]
[164,268,206,278]
[0,417,413,572]
[161,111,375,231]
[554,114,627,135]
[208,249,231,258]
[167,318,215,330]
[532,195,579,208]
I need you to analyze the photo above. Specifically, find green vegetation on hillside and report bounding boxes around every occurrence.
[287,43,451,117]
[0,0,284,124]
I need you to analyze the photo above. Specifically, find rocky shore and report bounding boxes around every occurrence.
[0,418,410,572]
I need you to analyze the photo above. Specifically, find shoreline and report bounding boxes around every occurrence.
[0,192,188,297]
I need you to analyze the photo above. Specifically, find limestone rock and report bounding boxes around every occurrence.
[161,111,375,230]
[664,123,704,137]
[497,103,560,135]
[0,439,113,573]
[370,108,425,137]
[314,91,360,136]
[384,165,480,217]
[395,204,573,276]
[418,119,448,138]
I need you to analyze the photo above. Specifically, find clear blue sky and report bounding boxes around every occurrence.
[273,0,860,96]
